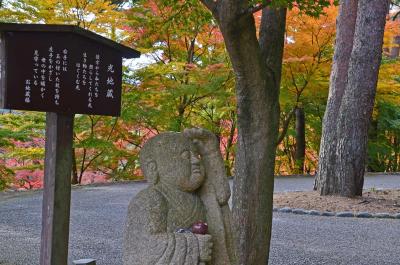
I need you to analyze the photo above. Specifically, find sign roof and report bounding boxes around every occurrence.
[0,23,140,59]
[0,23,141,116]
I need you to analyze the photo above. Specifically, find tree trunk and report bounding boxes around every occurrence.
[295,107,305,174]
[390,46,400,58]
[335,0,389,197]
[317,0,358,194]
[390,36,400,58]
[71,148,78,185]
[366,119,378,172]
[393,135,399,172]
[199,2,285,264]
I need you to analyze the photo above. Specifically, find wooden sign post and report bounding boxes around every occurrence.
[41,112,74,265]
[0,23,140,265]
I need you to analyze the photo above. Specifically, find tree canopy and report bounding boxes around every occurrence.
[0,0,398,189]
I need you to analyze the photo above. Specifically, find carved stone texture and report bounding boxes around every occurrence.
[123,129,236,265]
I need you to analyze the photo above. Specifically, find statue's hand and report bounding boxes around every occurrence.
[183,128,219,157]
[195,234,213,262]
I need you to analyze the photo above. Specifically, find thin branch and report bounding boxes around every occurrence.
[79,148,87,183]
[277,108,296,146]
[151,52,167,64]
[106,118,119,141]
[79,117,118,179]
[200,0,218,15]
[393,10,400,20]
[124,139,142,149]
[82,150,104,173]
[288,65,299,93]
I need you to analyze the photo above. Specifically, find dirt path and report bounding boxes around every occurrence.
[274,189,400,213]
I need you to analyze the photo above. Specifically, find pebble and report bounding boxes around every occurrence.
[275,208,400,220]
[373,213,392,219]
[292,208,309,215]
[73,259,96,265]
[278,207,292,213]
[356,212,372,218]
[336,212,354,218]
[308,210,321,216]
[321,211,335,217]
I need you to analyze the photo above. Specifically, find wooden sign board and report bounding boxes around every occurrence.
[0,24,140,116]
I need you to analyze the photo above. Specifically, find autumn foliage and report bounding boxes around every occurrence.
[0,1,399,190]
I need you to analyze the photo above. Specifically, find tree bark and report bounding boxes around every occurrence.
[71,148,78,185]
[317,0,358,194]
[389,36,400,58]
[224,113,236,177]
[200,2,286,264]
[390,46,400,58]
[335,0,389,197]
[295,107,305,173]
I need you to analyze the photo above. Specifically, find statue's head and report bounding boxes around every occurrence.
[139,132,205,192]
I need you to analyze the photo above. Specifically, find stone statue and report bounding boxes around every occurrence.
[123,128,236,265]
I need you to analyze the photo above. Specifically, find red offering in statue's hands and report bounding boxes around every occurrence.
[191,221,208,235]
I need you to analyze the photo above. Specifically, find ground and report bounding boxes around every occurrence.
[274,189,400,214]
[1,175,400,264]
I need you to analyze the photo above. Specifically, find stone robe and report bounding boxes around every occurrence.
[123,185,206,265]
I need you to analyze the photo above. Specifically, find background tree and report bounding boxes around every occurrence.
[277,6,335,174]
[0,0,133,184]
[0,112,45,190]
[0,0,126,35]
[317,0,390,197]
[1,0,399,199]
[367,42,400,172]
[123,0,237,173]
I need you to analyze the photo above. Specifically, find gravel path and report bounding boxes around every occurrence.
[274,173,400,192]
[0,174,399,265]
[270,212,400,265]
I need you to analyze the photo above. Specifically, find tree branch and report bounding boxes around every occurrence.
[393,10,400,20]
[277,108,296,146]
[246,3,268,14]
[200,0,218,15]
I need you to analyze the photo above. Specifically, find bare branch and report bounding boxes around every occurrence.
[200,0,218,15]
[277,108,296,146]
[393,10,400,20]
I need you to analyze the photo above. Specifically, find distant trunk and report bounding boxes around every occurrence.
[392,135,399,172]
[294,107,305,173]
[333,0,389,197]
[366,119,378,172]
[317,0,358,194]
[390,36,400,58]
[78,149,87,184]
[390,46,399,58]
[71,148,78,185]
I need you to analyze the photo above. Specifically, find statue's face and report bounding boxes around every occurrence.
[156,136,205,192]
[174,147,204,192]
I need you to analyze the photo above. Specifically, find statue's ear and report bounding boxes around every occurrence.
[146,161,159,185]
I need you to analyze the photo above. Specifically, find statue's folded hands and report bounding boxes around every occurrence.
[195,234,213,263]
